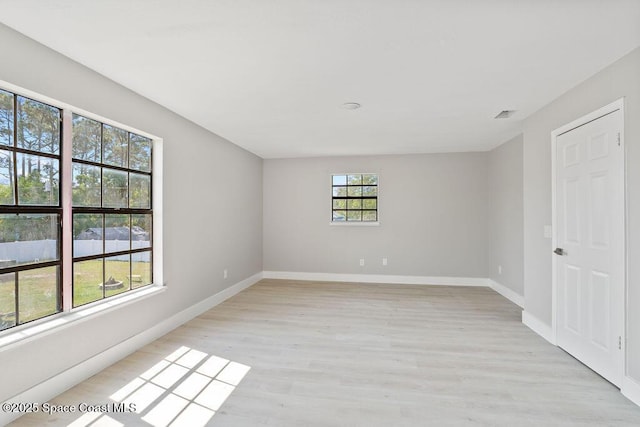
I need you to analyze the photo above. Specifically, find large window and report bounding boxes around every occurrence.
[331,174,378,222]
[0,86,155,331]
[0,89,62,330]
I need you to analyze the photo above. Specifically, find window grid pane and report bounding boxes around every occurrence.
[0,272,16,330]
[102,168,128,208]
[104,254,130,298]
[129,133,152,172]
[0,213,59,266]
[72,163,101,207]
[130,173,151,209]
[16,96,60,155]
[73,259,103,307]
[0,149,15,205]
[131,251,152,289]
[331,174,378,223]
[102,124,128,168]
[72,114,101,162]
[0,90,14,148]
[18,266,58,324]
[74,213,103,257]
[16,153,60,206]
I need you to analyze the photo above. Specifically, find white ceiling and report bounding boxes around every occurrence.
[1,0,639,159]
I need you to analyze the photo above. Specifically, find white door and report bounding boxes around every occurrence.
[555,108,624,386]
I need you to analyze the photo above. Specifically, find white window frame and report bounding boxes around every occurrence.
[0,80,164,348]
[329,172,380,226]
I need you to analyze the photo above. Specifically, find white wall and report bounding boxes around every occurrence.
[523,47,640,381]
[488,134,524,295]
[263,153,489,279]
[0,23,263,402]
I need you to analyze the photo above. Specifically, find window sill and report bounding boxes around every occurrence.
[0,284,166,352]
[330,222,380,227]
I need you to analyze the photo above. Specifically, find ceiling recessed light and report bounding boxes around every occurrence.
[494,110,516,119]
[342,102,361,110]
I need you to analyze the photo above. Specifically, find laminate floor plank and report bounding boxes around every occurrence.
[9,279,640,426]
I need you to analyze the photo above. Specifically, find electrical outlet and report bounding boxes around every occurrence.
[382,258,388,266]
[223,269,228,279]
[359,258,365,267]
[498,265,502,275]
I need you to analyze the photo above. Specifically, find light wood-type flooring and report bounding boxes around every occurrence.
[10,279,640,426]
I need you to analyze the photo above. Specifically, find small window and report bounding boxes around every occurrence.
[331,174,378,222]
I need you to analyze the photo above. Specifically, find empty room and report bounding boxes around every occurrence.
[1,1,640,426]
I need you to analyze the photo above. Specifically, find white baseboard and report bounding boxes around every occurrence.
[487,279,524,308]
[522,310,556,345]
[262,271,490,287]
[264,273,527,308]
[0,272,262,426]
[622,376,640,407]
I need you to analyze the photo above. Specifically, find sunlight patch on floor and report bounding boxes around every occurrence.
[68,345,250,427]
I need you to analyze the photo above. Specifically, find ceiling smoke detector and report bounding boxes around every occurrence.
[494,110,516,119]
[342,102,361,110]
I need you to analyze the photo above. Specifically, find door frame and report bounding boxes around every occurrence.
[550,97,626,381]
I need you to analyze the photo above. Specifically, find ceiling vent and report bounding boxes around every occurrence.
[494,110,516,119]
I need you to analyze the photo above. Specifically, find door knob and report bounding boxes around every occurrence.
[554,248,565,256]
